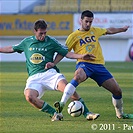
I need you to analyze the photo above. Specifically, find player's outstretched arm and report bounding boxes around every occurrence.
[66,52,96,60]
[45,52,96,69]
[0,46,14,53]
[106,26,129,34]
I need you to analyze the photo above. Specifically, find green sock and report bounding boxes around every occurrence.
[78,98,90,118]
[40,102,56,116]
[123,114,133,119]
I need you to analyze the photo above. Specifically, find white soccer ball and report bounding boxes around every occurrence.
[67,101,84,117]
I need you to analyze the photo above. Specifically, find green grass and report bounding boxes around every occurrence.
[0,62,133,133]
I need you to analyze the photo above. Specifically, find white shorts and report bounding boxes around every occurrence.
[24,68,65,98]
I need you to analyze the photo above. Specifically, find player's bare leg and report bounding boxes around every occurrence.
[25,89,44,108]
[24,89,63,121]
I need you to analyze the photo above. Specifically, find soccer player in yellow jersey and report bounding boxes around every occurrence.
[54,10,133,119]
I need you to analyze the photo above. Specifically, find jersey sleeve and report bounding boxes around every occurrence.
[94,27,107,37]
[52,37,68,56]
[12,39,25,53]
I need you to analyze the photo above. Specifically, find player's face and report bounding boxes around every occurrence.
[80,17,93,31]
[34,28,47,41]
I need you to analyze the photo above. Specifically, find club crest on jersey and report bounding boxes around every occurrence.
[86,44,95,52]
[30,53,45,64]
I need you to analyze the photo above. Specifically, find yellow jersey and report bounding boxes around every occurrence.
[66,27,107,64]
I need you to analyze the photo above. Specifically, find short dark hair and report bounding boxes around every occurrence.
[34,19,47,31]
[81,10,94,19]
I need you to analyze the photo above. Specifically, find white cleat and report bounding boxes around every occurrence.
[86,112,100,120]
[51,112,63,121]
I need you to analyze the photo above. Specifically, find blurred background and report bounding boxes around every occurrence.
[0,0,133,62]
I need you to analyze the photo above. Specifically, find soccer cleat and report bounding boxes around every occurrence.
[117,113,133,119]
[51,112,63,121]
[86,112,100,120]
[54,101,64,113]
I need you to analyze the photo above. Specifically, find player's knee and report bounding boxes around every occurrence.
[113,88,122,96]
[74,74,81,82]
[74,68,86,83]
[74,71,85,82]
[74,74,86,83]
[25,94,35,104]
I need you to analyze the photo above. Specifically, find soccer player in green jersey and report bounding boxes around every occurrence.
[53,10,133,119]
[0,19,99,121]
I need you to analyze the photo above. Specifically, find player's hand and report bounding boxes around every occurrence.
[82,54,96,60]
[122,26,129,32]
[45,62,55,69]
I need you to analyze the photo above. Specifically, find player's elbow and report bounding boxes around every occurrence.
[66,52,73,59]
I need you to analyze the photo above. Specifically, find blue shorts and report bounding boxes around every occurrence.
[76,62,113,86]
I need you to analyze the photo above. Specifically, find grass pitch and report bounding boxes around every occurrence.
[0,62,133,133]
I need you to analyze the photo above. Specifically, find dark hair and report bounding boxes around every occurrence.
[81,10,94,19]
[34,19,47,31]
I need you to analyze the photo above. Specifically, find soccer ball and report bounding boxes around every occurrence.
[67,101,84,117]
